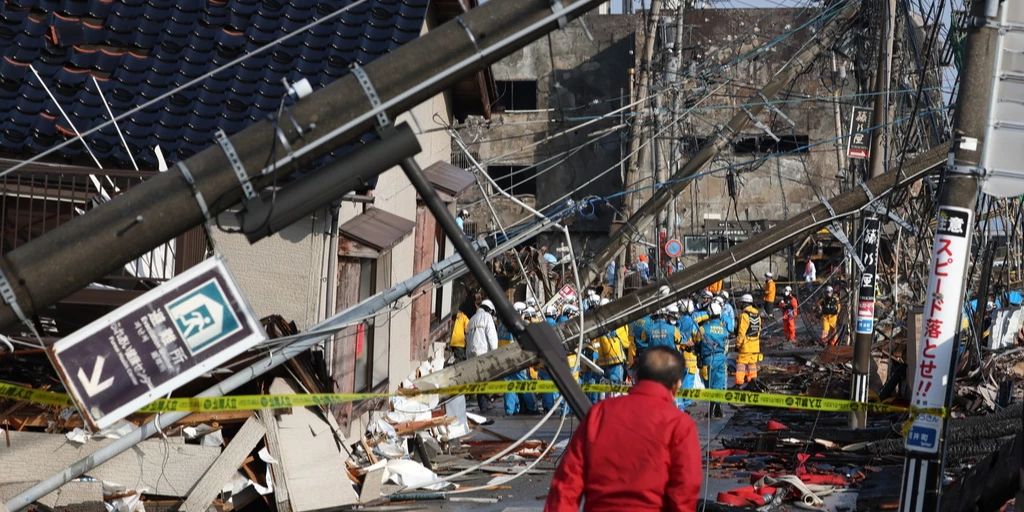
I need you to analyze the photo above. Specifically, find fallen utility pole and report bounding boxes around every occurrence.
[0,0,607,333]
[3,209,562,512]
[898,0,998,508]
[577,0,862,285]
[414,142,949,389]
[851,0,896,429]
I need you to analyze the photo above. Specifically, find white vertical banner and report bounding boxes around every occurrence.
[905,206,972,454]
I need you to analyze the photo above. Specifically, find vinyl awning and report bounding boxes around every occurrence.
[338,207,416,258]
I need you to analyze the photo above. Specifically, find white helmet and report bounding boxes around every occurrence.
[719,291,729,300]
[562,303,579,314]
[600,298,611,306]
[713,296,724,305]
[545,305,558,317]
[709,302,723,317]
[513,301,527,313]
[667,304,680,315]
[526,297,537,307]
[701,290,713,299]
[765,272,773,278]
[459,209,469,217]
[825,285,834,294]
[659,285,671,296]
[525,306,538,317]
[784,286,792,295]
[740,293,754,304]
[681,299,695,314]
[480,299,495,312]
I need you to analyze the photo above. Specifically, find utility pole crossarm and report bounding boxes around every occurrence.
[578,0,863,286]
[414,142,949,390]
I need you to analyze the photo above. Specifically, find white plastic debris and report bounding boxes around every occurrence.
[257,447,278,465]
[65,427,89,445]
[383,459,448,491]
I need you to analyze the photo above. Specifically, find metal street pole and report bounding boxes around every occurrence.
[898,0,998,508]
[850,0,896,429]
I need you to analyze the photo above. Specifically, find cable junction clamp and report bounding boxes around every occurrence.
[0,267,36,336]
[176,162,211,222]
[213,129,256,201]
[349,63,391,133]
[549,0,568,29]
[820,197,864,271]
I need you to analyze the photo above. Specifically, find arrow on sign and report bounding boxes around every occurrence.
[77,356,114,397]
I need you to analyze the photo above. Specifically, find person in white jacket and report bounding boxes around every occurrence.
[467,299,499,411]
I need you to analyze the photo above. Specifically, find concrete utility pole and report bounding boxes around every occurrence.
[622,0,662,259]
[850,0,896,429]
[414,143,948,389]
[0,0,608,333]
[579,0,862,286]
[667,0,688,238]
[898,0,998,509]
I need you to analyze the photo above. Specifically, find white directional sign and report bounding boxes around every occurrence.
[49,257,265,430]
[981,2,1024,197]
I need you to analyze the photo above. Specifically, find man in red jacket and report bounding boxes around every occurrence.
[545,347,702,511]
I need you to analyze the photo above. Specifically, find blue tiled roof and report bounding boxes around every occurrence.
[0,0,428,169]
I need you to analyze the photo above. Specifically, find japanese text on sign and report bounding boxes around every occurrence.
[905,207,971,454]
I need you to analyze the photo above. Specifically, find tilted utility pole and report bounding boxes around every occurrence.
[898,0,999,509]
[578,0,862,286]
[850,0,896,429]
[621,0,662,264]
[414,143,948,389]
[0,0,608,334]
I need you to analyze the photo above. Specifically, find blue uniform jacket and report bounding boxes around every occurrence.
[699,317,729,359]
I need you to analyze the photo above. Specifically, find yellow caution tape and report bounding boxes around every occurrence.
[1,380,944,417]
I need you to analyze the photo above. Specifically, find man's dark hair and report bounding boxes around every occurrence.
[637,347,684,390]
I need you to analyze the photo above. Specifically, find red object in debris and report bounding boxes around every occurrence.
[717,485,777,507]
[709,448,749,459]
[799,473,848,486]
[766,419,789,431]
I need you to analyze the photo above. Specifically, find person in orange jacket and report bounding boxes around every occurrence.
[778,286,799,343]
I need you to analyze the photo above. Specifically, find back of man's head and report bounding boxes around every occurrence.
[637,347,684,390]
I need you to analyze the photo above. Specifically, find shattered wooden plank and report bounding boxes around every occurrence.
[0,431,219,497]
[181,416,266,512]
[269,378,358,511]
[259,408,291,512]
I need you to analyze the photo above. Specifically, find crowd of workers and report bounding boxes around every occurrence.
[447,262,851,417]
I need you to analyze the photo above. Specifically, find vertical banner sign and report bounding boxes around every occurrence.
[49,258,266,430]
[905,206,972,454]
[855,216,881,334]
[847,106,872,160]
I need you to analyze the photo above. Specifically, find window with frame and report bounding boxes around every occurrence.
[487,164,537,196]
[494,80,538,111]
[353,253,392,393]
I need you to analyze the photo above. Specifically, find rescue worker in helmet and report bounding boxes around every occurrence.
[502,303,538,416]
[676,299,701,409]
[778,286,799,344]
[699,300,730,418]
[816,285,841,346]
[734,294,762,386]
[716,291,736,334]
[455,209,470,232]
[590,299,631,401]
[640,308,683,350]
[762,272,776,317]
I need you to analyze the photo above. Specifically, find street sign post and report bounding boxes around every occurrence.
[847,106,872,160]
[49,257,265,430]
[664,239,683,258]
